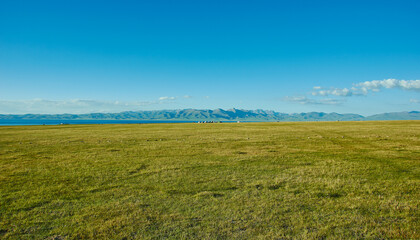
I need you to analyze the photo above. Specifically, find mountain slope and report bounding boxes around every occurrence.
[0,109,419,121]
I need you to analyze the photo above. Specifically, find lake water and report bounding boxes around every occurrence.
[0,119,196,126]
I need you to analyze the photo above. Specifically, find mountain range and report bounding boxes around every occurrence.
[0,109,419,121]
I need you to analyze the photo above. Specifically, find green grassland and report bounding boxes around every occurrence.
[0,121,419,239]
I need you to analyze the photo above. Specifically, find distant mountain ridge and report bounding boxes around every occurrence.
[1,109,419,121]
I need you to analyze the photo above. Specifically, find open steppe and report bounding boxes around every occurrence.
[0,121,419,239]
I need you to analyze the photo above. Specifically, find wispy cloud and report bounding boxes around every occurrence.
[159,95,192,100]
[0,99,157,114]
[283,96,345,105]
[0,95,195,114]
[410,99,420,104]
[158,96,177,101]
[312,79,420,97]
[312,87,354,97]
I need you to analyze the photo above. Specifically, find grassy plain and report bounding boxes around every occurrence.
[0,121,419,239]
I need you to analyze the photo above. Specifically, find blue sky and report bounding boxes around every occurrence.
[0,0,419,115]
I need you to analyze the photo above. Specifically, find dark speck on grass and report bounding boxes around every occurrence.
[268,184,282,190]
[212,193,224,197]
[293,189,303,195]
[195,191,224,198]
[236,151,247,155]
[0,229,8,236]
[317,192,343,198]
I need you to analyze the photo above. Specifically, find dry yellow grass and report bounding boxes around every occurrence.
[0,121,419,239]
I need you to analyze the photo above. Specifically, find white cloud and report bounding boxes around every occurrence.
[158,96,177,101]
[312,79,420,97]
[313,88,353,97]
[357,79,420,91]
[283,96,344,105]
[410,99,420,104]
[159,95,193,100]
[0,99,157,114]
